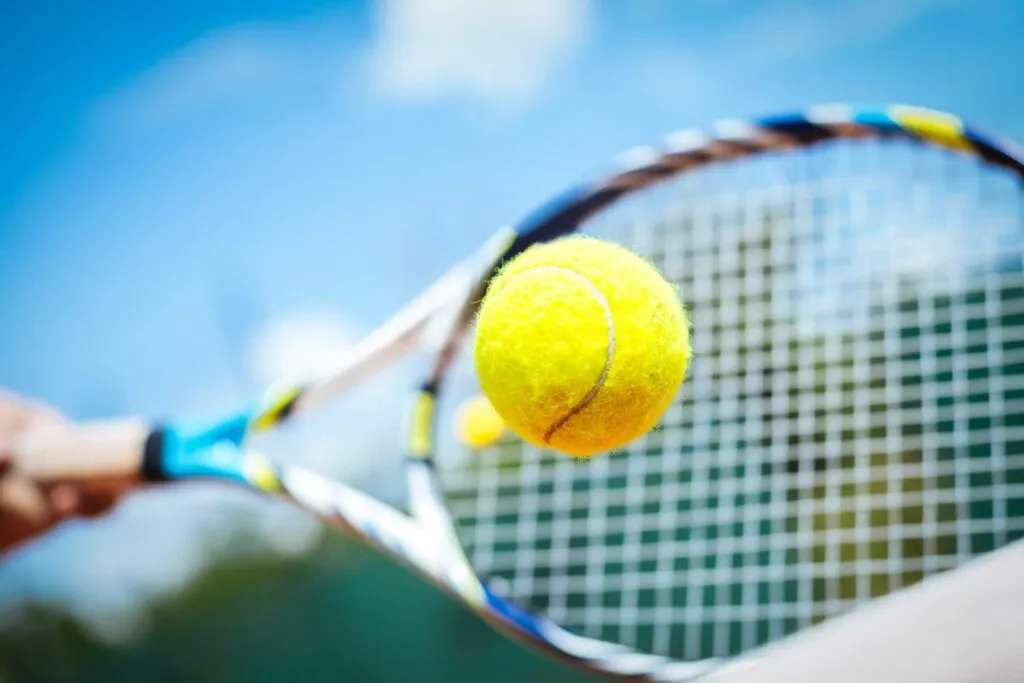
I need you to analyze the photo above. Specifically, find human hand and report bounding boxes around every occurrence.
[0,391,133,553]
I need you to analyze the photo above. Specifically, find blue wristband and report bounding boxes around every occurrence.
[144,407,255,484]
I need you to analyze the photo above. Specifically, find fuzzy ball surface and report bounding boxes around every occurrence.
[473,236,691,457]
[454,394,507,450]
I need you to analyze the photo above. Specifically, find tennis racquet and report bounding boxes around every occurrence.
[11,104,1024,681]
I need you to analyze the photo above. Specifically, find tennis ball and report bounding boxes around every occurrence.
[473,236,691,457]
[454,394,507,450]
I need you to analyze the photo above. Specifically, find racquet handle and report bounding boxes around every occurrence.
[11,418,149,486]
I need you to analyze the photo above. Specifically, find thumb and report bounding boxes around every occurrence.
[0,438,53,551]
[1,476,49,523]
[0,475,52,551]
[49,484,81,517]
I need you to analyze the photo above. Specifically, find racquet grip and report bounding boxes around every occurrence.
[11,419,150,486]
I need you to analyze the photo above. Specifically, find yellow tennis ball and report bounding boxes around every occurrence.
[454,394,507,450]
[473,236,691,458]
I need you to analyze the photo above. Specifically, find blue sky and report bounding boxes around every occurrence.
[2,0,1024,421]
[1,0,1024,637]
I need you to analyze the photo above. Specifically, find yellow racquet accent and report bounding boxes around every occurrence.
[251,386,303,432]
[407,392,435,458]
[890,105,972,153]
[243,452,282,492]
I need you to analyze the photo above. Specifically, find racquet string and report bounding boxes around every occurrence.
[437,137,1024,663]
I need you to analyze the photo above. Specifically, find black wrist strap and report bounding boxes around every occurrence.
[142,427,168,481]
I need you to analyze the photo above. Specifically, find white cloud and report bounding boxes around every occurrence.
[93,27,295,131]
[246,311,358,387]
[367,0,591,107]
[88,0,957,133]
[93,0,592,132]
[89,10,355,133]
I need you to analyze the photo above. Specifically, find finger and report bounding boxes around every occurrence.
[0,479,52,552]
[0,474,50,530]
[49,484,81,518]
[47,484,126,520]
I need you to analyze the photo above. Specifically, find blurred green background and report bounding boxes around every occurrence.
[0,531,605,683]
